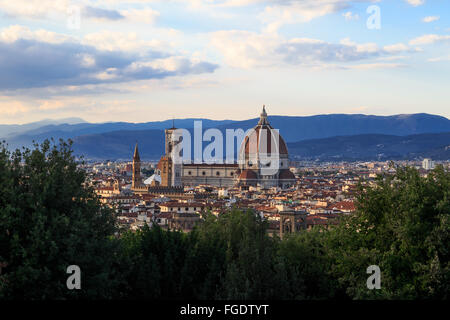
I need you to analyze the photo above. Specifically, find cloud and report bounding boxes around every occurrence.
[0,1,159,25]
[83,6,160,24]
[409,34,450,45]
[342,11,359,21]
[383,43,410,53]
[121,8,160,23]
[428,55,450,62]
[82,30,166,52]
[83,6,125,21]
[345,63,407,70]
[405,0,425,6]
[0,25,74,44]
[0,0,70,19]
[257,0,376,31]
[422,16,440,23]
[211,31,414,69]
[0,26,218,91]
[0,97,31,115]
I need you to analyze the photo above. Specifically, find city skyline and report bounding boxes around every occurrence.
[0,0,449,124]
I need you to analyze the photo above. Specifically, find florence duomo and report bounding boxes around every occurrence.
[130,106,296,194]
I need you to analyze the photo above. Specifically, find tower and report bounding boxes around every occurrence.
[132,143,142,188]
[159,155,172,187]
[164,123,182,187]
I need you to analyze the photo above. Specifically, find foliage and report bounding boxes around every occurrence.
[0,139,448,299]
[326,165,450,299]
[0,139,118,299]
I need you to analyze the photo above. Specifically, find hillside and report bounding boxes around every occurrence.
[2,113,449,161]
[67,130,450,161]
[287,132,450,161]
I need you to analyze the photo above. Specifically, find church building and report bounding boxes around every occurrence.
[131,106,296,192]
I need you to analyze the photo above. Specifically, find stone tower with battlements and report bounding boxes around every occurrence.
[132,143,142,189]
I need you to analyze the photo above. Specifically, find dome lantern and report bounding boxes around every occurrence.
[258,105,269,125]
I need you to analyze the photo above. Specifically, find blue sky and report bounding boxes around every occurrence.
[0,0,448,124]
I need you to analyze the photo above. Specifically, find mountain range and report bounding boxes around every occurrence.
[1,113,449,161]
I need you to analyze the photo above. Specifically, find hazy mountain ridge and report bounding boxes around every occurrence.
[0,117,86,138]
[288,132,450,161]
[1,113,449,160]
[68,130,450,161]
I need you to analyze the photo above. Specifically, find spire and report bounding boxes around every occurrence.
[133,142,140,161]
[258,105,269,125]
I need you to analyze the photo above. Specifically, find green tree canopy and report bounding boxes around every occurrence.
[0,139,118,299]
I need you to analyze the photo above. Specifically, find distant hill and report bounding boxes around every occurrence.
[215,113,450,142]
[72,129,165,161]
[287,132,450,161]
[0,117,86,138]
[67,129,450,161]
[1,118,234,150]
[1,113,449,160]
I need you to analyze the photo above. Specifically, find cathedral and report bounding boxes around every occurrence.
[130,106,296,192]
[236,106,296,189]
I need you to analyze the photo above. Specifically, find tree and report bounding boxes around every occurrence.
[326,165,450,299]
[0,139,119,299]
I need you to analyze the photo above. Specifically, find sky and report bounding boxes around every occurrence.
[0,0,449,124]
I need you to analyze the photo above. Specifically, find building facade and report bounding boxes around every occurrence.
[132,106,297,191]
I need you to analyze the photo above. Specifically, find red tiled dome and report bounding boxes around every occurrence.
[241,125,289,156]
[239,106,288,158]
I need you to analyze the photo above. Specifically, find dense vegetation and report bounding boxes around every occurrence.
[0,140,448,300]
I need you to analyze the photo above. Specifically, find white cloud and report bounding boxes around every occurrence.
[346,63,406,70]
[121,8,160,23]
[0,0,70,19]
[428,55,450,62]
[422,16,439,23]
[0,1,160,25]
[405,0,425,6]
[82,31,165,52]
[0,25,74,44]
[210,31,412,69]
[409,34,450,45]
[260,1,348,32]
[0,25,218,91]
[383,43,410,53]
[342,11,359,21]
[0,97,31,115]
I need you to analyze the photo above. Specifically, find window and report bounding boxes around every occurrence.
[185,207,188,211]
[202,171,206,176]
[230,172,234,176]
[216,171,220,176]
[188,171,192,175]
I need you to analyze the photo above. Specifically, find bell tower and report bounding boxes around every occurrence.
[132,143,142,188]
[164,122,182,187]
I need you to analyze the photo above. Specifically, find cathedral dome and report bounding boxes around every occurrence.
[239,106,289,167]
